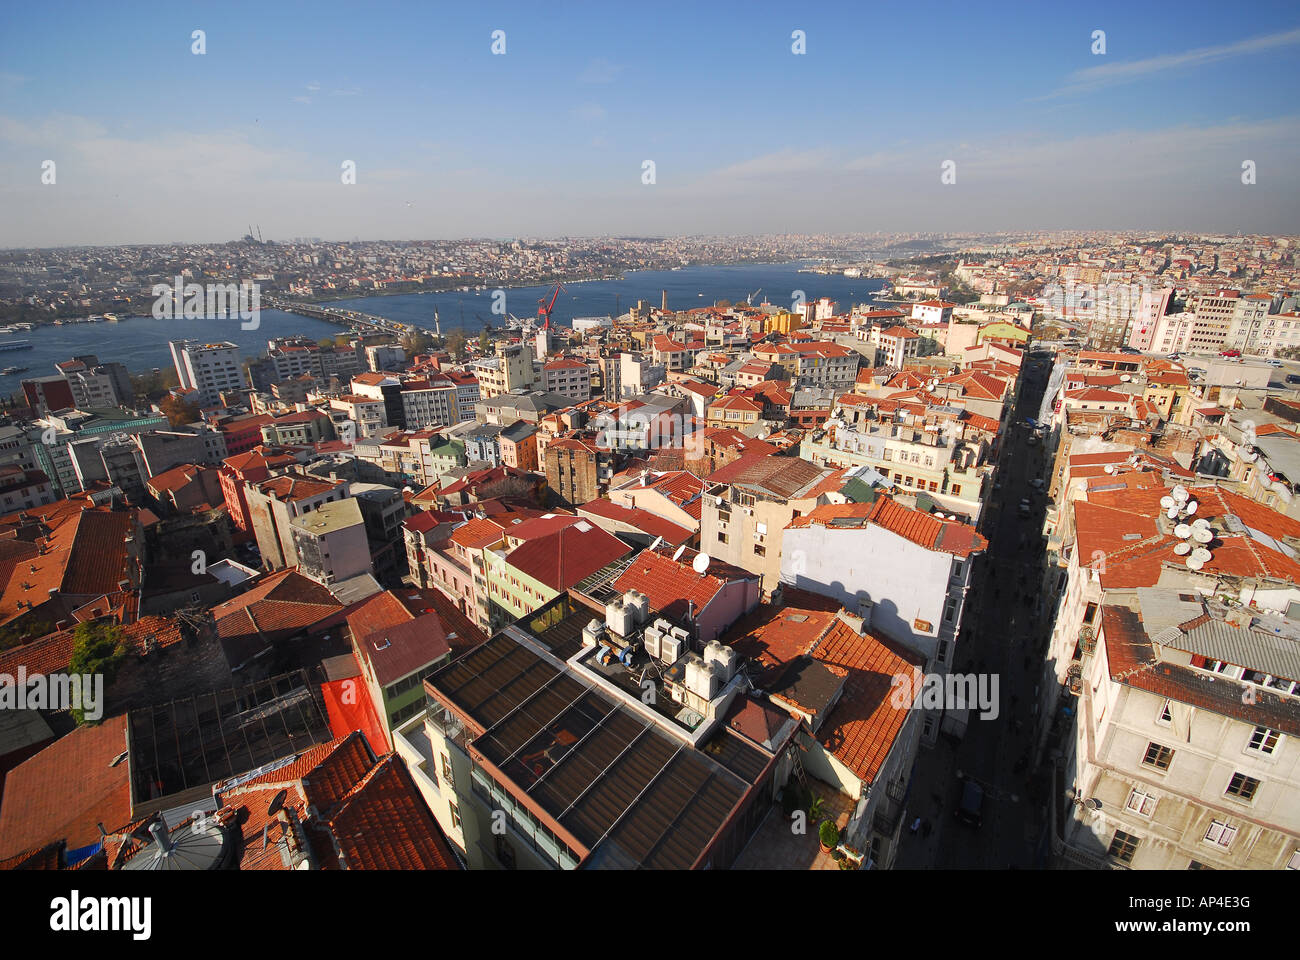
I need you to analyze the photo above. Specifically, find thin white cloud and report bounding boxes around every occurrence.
[1040,27,1300,99]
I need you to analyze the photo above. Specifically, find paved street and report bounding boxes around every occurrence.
[896,353,1055,869]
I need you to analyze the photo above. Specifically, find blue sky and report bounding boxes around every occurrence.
[2,0,1298,245]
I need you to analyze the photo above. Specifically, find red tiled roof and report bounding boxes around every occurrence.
[813,619,925,784]
[614,546,756,622]
[0,714,131,858]
[505,521,630,592]
[576,498,694,545]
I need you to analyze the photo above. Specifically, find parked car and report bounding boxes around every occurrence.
[1221,349,1241,358]
[1287,374,1300,385]
[1267,358,1283,367]
[1029,478,1046,490]
[955,779,985,827]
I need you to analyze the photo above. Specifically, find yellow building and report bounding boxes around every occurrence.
[763,311,802,335]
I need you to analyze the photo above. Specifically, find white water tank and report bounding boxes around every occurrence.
[623,590,650,625]
[686,658,721,699]
[583,619,604,647]
[703,641,729,679]
[643,626,662,659]
[606,599,634,637]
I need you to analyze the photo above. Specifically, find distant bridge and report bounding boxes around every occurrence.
[263,296,434,338]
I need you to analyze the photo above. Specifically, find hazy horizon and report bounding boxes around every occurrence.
[3,0,1299,247]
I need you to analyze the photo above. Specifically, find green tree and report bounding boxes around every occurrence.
[67,621,127,725]
[478,328,491,354]
[445,331,467,360]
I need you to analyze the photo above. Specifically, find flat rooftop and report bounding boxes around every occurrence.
[427,628,778,869]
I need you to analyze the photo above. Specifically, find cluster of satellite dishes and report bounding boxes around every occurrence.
[656,537,713,575]
[1164,486,1214,570]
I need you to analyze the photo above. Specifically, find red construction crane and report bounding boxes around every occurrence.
[537,282,565,330]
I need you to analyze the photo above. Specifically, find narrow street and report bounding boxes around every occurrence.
[896,353,1055,868]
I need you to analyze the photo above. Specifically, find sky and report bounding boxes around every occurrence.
[1,0,1298,246]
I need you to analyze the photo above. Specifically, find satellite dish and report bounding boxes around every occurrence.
[1160,496,1175,509]
[1191,517,1211,530]
[1167,507,1178,520]
[1193,526,1213,544]
[1174,523,1192,539]
[1186,556,1204,571]
[672,545,686,562]
[1185,500,1198,515]
[1172,486,1189,502]
[648,536,664,552]
[692,552,711,575]
[1104,465,1115,474]
[1174,542,1191,556]
[1192,547,1212,563]
[1243,450,1259,462]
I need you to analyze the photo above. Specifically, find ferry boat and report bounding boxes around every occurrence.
[0,366,29,375]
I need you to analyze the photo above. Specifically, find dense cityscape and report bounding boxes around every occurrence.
[0,0,1294,944]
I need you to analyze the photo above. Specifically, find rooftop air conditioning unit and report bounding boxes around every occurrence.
[659,633,683,664]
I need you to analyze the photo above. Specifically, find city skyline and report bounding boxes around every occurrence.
[1,0,1298,247]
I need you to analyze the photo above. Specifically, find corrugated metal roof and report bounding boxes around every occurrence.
[1177,620,1300,681]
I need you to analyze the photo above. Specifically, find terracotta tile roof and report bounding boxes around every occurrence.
[724,588,841,683]
[706,453,834,500]
[321,753,459,869]
[212,569,343,664]
[813,619,924,784]
[0,714,131,859]
[448,516,508,550]
[614,546,757,623]
[576,498,694,545]
[506,521,630,592]
[357,613,450,686]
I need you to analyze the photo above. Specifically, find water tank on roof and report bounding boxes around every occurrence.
[623,590,650,625]
[605,600,634,637]
[583,619,604,647]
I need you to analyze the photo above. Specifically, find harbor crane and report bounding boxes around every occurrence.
[538,282,565,330]
[746,287,762,305]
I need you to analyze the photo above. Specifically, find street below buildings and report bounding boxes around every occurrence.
[896,352,1056,868]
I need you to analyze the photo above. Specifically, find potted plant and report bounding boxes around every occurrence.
[808,795,826,823]
[819,820,839,853]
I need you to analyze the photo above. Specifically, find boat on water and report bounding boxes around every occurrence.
[1,366,29,375]
[0,340,32,353]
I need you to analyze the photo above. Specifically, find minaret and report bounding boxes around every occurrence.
[661,289,667,311]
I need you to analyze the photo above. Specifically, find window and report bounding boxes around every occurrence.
[1125,789,1157,817]
[943,597,957,623]
[1142,742,1175,770]
[1108,830,1139,864]
[1225,773,1259,801]
[440,753,454,786]
[1204,820,1237,847]
[448,801,462,830]
[718,532,728,544]
[1084,602,1098,624]
[1287,850,1300,871]
[951,484,961,496]
[754,545,765,557]
[1248,726,1280,754]
[1157,700,1173,725]
[1188,860,1214,870]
